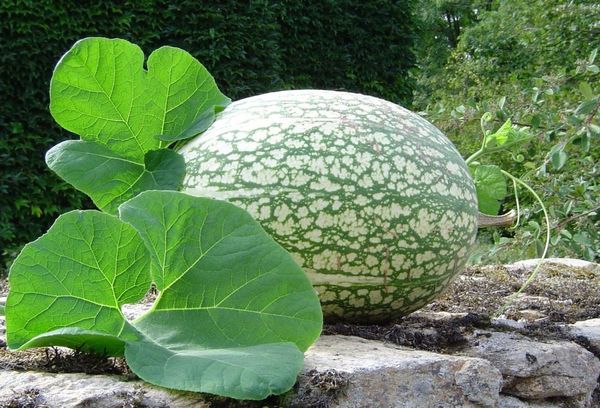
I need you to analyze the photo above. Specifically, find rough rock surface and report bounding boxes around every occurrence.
[570,318,600,350]
[0,335,505,408]
[0,370,207,407]
[1,333,597,407]
[287,335,503,408]
[506,258,599,272]
[461,330,600,406]
[498,395,564,408]
[1,259,599,407]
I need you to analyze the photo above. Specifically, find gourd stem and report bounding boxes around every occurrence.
[478,210,516,228]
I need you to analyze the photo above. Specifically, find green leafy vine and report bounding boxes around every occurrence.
[466,115,551,315]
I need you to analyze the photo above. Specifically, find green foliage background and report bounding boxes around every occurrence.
[0,0,416,270]
[2,0,598,270]
[414,0,600,262]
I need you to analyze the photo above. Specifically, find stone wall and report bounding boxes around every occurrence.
[1,259,599,407]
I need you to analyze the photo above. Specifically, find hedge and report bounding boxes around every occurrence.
[0,0,416,269]
[279,0,416,102]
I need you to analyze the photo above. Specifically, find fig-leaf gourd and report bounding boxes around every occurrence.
[179,90,478,322]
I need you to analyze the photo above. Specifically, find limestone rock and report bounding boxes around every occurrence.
[1,332,599,407]
[491,316,526,330]
[287,335,503,408]
[512,309,547,322]
[505,258,600,273]
[570,318,600,350]
[2,259,599,407]
[122,302,153,321]
[462,330,600,406]
[0,370,207,407]
[0,335,504,408]
[498,394,565,408]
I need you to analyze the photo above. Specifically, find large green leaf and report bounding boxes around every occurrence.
[119,191,323,398]
[158,104,228,142]
[6,191,323,400]
[483,119,532,152]
[471,164,507,215]
[125,337,304,399]
[5,210,150,355]
[50,37,230,161]
[47,37,230,211]
[14,328,135,357]
[46,140,185,214]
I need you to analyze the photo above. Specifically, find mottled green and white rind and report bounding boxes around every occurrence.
[179,90,478,322]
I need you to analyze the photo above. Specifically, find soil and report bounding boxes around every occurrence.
[0,259,599,405]
[0,346,130,376]
[429,261,600,323]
